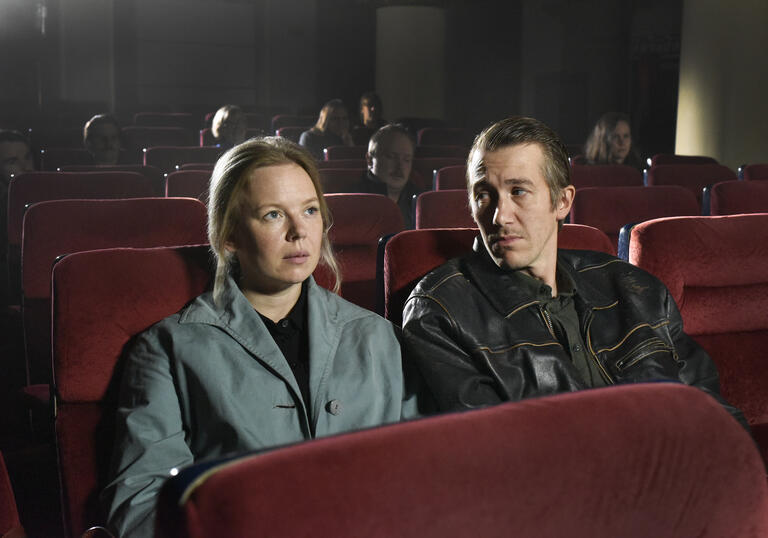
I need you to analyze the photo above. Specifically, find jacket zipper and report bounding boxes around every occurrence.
[615,338,676,371]
[539,305,557,339]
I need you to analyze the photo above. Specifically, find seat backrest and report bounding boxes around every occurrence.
[39,148,94,170]
[415,190,474,229]
[22,198,208,386]
[649,154,718,166]
[143,146,222,174]
[122,126,194,150]
[0,451,23,537]
[271,114,315,131]
[570,164,643,189]
[156,383,768,538]
[57,165,165,196]
[52,245,212,538]
[411,157,464,191]
[318,168,365,194]
[434,165,467,190]
[323,145,367,160]
[382,225,613,325]
[645,163,736,206]
[629,214,768,432]
[741,163,768,181]
[414,145,468,159]
[275,126,305,144]
[316,159,365,170]
[708,180,768,215]
[30,127,83,149]
[416,127,470,147]
[165,170,212,200]
[570,185,699,249]
[132,112,198,130]
[321,194,404,312]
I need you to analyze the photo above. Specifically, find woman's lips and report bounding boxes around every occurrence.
[284,251,310,264]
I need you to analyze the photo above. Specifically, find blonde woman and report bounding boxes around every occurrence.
[104,137,418,537]
[298,99,354,159]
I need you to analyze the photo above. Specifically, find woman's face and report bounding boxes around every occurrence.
[609,120,632,164]
[325,107,349,137]
[226,162,324,295]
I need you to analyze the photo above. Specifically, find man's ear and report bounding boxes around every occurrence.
[556,185,575,220]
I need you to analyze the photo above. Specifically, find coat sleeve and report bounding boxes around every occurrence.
[101,328,194,538]
[402,294,505,413]
[665,289,751,432]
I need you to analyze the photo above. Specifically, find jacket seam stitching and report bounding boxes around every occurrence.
[594,320,671,354]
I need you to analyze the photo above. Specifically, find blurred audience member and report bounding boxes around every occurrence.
[352,91,386,145]
[211,105,247,148]
[84,113,122,165]
[359,124,422,228]
[299,99,353,160]
[584,112,643,169]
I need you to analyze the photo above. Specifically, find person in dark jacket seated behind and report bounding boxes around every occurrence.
[299,99,354,160]
[402,116,748,430]
[358,123,422,229]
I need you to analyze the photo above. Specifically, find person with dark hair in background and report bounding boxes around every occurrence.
[402,116,746,431]
[584,112,643,170]
[352,91,386,145]
[211,104,247,148]
[83,113,122,165]
[103,137,420,537]
[359,124,422,229]
[299,99,354,160]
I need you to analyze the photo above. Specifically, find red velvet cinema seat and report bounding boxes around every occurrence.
[414,145,468,159]
[411,157,464,191]
[569,185,699,250]
[21,198,208,389]
[707,180,768,215]
[316,194,404,312]
[740,163,768,181]
[570,164,643,189]
[132,112,198,130]
[165,170,212,201]
[629,213,768,463]
[39,148,94,170]
[414,190,474,229]
[648,154,718,166]
[6,171,156,303]
[58,165,165,196]
[155,383,768,538]
[275,126,305,144]
[0,451,24,538]
[323,145,366,160]
[51,245,213,538]
[416,127,471,147]
[318,168,365,194]
[434,165,467,190]
[142,146,223,174]
[645,163,736,207]
[381,225,613,326]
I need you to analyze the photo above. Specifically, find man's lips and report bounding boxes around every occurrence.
[490,234,523,247]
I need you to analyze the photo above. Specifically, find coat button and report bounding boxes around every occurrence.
[326,399,341,415]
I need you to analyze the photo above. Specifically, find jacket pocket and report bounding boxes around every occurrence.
[614,337,678,372]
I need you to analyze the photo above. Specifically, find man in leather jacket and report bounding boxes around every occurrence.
[402,116,747,429]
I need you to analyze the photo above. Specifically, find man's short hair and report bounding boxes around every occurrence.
[367,123,415,157]
[0,129,30,146]
[467,116,571,209]
[83,113,121,145]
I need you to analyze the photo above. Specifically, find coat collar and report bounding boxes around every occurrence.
[464,236,614,317]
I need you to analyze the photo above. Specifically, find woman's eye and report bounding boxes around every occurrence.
[264,210,281,221]
[305,206,319,216]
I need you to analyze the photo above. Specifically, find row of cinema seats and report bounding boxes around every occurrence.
[5,212,765,536]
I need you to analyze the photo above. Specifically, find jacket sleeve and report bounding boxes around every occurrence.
[665,289,751,432]
[402,294,505,413]
[101,329,194,538]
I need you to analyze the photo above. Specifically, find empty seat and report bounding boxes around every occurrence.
[414,145,467,159]
[0,451,23,538]
[316,194,404,312]
[706,180,768,215]
[275,126,305,144]
[393,117,445,134]
[57,164,165,196]
[434,165,467,190]
[411,157,465,191]
[649,154,718,166]
[645,163,737,207]
[323,146,367,160]
[165,170,211,201]
[121,126,194,151]
[156,383,768,538]
[570,164,643,189]
[199,127,263,146]
[39,148,93,170]
[271,114,315,131]
[178,163,215,171]
[29,127,83,149]
[132,112,198,130]
[629,213,768,463]
[739,163,768,181]
[382,226,614,326]
[318,168,364,194]
[52,245,212,537]
[22,198,208,388]
[143,146,223,174]
[570,185,698,249]
[316,159,365,170]
[416,127,471,147]
[415,190,474,229]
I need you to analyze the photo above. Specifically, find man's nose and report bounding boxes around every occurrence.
[492,196,514,227]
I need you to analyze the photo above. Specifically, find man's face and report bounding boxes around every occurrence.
[361,100,375,126]
[368,133,414,191]
[470,143,573,278]
[86,122,121,164]
[0,140,34,189]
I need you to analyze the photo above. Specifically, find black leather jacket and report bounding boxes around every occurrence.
[402,242,748,429]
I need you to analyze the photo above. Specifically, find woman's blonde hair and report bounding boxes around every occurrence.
[208,136,341,304]
[311,99,346,133]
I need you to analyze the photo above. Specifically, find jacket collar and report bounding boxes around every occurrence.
[465,235,614,316]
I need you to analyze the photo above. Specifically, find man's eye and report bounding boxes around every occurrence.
[511,188,527,196]
[475,191,490,204]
